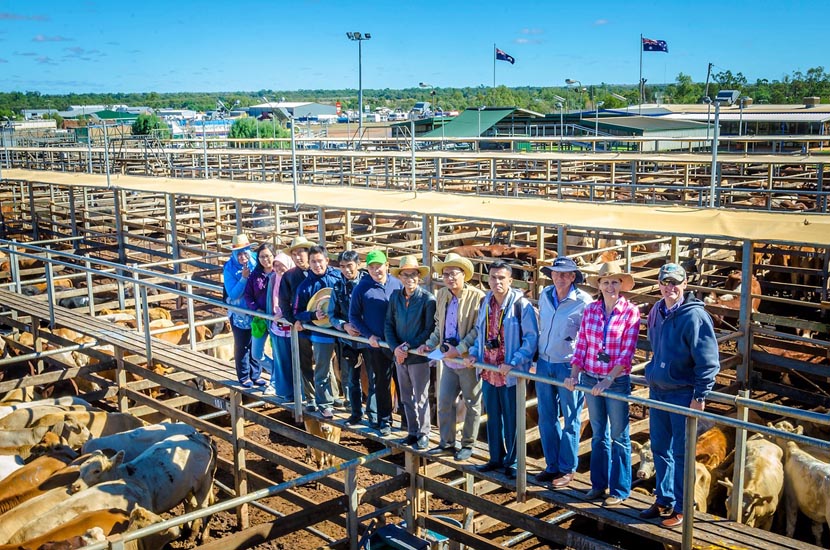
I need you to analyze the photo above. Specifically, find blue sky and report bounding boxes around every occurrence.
[0,1,823,94]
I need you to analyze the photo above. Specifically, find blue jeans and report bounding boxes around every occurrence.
[312,341,336,408]
[482,381,517,469]
[583,373,631,499]
[649,387,694,510]
[536,359,584,475]
[232,324,261,383]
[269,332,293,398]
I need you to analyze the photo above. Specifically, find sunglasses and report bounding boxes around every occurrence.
[658,279,683,287]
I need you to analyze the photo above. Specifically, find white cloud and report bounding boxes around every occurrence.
[520,28,544,35]
[33,34,72,42]
[594,19,609,25]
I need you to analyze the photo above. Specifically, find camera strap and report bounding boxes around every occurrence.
[601,308,616,352]
[485,297,507,339]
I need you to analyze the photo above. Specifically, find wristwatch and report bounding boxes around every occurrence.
[694,396,706,404]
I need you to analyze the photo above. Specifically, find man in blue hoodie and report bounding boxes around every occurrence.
[294,245,344,418]
[641,263,719,528]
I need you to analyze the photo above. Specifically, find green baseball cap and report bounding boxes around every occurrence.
[365,249,388,266]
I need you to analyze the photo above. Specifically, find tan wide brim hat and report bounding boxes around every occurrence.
[285,236,317,254]
[586,260,635,292]
[231,233,252,251]
[307,287,332,328]
[390,255,430,279]
[433,252,474,282]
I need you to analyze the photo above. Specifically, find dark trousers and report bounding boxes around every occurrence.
[298,336,314,402]
[364,347,393,429]
[340,343,372,420]
[232,324,261,383]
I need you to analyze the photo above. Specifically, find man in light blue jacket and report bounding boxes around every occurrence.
[535,257,592,488]
[464,260,538,480]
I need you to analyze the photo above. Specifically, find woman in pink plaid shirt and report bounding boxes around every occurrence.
[565,261,640,507]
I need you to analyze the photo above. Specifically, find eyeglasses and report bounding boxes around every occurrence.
[659,279,683,287]
[442,270,463,279]
[399,272,420,279]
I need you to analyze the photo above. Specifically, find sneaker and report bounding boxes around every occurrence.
[345,415,362,426]
[661,512,683,528]
[415,435,429,450]
[640,502,674,520]
[239,379,253,389]
[454,447,473,461]
[263,386,276,396]
[306,403,318,413]
[253,378,267,387]
[551,472,575,488]
[400,435,418,445]
[321,407,334,419]
[603,496,624,506]
[379,425,392,436]
[428,445,455,456]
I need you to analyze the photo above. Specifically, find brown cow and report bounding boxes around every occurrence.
[304,418,342,470]
[705,271,762,312]
[0,445,78,514]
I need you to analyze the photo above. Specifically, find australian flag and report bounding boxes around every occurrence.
[495,48,515,65]
[642,37,668,53]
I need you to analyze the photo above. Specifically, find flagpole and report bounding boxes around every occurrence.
[493,43,496,88]
[639,34,643,114]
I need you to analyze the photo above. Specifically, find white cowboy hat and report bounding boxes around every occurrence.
[433,252,474,282]
[231,234,253,251]
[390,255,430,279]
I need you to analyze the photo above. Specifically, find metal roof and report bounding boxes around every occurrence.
[593,115,708,132]
[421,107,515,138]
[663,112,830,123]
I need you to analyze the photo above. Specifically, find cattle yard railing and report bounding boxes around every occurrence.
[4,144,830,212]
[1,240,829,550]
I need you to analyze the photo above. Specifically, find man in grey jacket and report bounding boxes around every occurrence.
[535,257,592,488]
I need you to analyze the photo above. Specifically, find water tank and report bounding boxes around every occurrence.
[804,96,820,107]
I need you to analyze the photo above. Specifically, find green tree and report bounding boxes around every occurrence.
[131,113,170,138]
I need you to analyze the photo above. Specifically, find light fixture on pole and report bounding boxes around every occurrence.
[611,92,629,112]
[708,90,740,207]
[346,31,371,136]
[566,79,584,119]
[552,95,566,138]
[594,101,604,152]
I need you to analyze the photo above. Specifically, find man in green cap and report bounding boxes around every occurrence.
[348,249,403,436]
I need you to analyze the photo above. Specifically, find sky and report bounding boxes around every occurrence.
[0,0,825,95]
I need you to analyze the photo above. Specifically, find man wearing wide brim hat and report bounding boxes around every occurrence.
[586,261,635,293]
[307,287,333,328]
[417,252,485,461]
[385,255,437,449]
[535,256,593,487]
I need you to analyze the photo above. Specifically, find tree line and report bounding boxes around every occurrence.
[3,67,830,120]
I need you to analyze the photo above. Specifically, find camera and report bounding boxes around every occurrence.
[596,351,611,363]
[400,343,409,352]
[440,337,459,353]
[484,338,501,351]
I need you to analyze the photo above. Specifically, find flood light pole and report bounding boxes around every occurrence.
[346,32,372,136]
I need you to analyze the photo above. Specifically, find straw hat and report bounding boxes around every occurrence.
[586,261,635,292]
[285,236,317,254]
[231,234,252,251]
[390,255,430,279]
[433,252,474,282]
[307,287,333,327]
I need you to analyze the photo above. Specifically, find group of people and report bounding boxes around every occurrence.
[224,236,719,528]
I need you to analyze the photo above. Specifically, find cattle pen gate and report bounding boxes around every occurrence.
[0,168,829,550]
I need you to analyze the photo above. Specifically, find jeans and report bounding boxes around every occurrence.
[482,380,517,469]
[536,359,584,475]
[312,341,336,408]
[396,361,431,437]
[364,347,393,429]
[251,334,271,374]
[232,324,261,383]
[437,364,481,449]
[583,373,631,499]
[649,387,694,510]
[268,332,293,398]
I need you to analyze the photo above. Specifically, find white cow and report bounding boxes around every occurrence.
[0,420,91,457]
[777,437,830,545]
[719,435,784,530]
[72,432,216,542]
[0,397,93,421]
[82,422,199,462]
